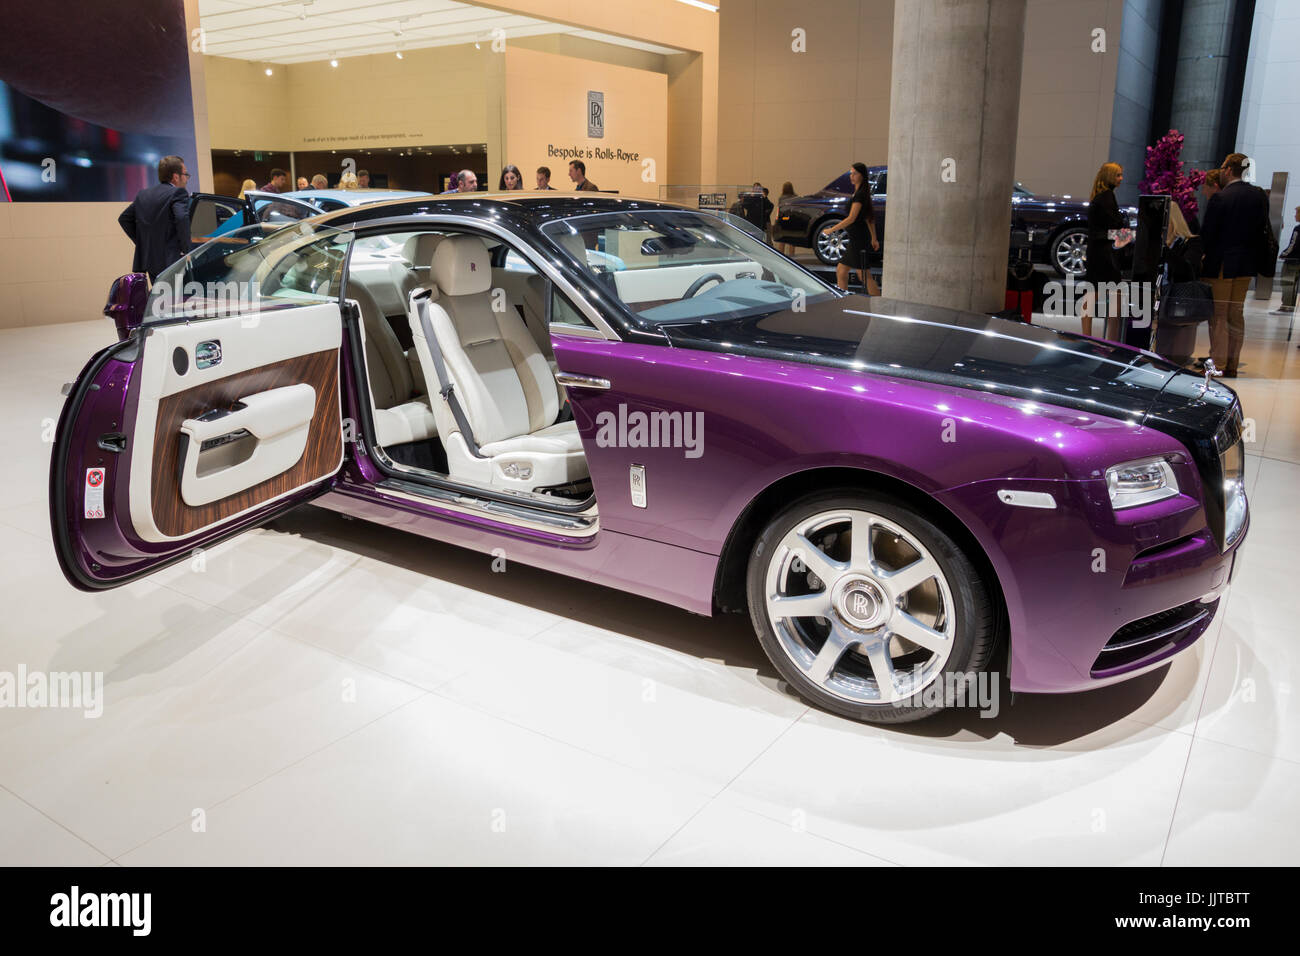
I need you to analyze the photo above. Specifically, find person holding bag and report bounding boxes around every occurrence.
[1200,153,1271,377]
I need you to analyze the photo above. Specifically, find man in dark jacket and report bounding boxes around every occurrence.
[1200,153,1269,376]
[117,155,191,282]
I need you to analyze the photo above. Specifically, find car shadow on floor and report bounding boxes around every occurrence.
[268,505,773,676]
[269,505,1197,746]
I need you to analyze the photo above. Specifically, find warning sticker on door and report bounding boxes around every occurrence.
[84,467,105,519]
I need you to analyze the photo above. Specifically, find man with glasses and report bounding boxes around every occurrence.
[117,155,192,282]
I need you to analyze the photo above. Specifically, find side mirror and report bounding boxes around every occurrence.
[103,273,149,340]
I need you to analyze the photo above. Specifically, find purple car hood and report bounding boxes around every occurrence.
[656,294,1228,428]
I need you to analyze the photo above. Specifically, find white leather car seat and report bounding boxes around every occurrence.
[351,283,438,448]
[406,235,587,492]
[520,275,554,361]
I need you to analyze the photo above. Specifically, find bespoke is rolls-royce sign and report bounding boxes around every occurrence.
[587,90,604,138]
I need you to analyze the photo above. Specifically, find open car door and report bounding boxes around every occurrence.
[188,192,255,247]
[50,223,353,590]
[244,190,324,227]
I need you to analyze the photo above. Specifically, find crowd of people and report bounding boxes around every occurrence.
[1080,153,1296,375]
[118,149,1298,359]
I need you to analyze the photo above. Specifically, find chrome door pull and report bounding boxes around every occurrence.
[555,372,611,390]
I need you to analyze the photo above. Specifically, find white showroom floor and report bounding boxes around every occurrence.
[1,295,1298,866]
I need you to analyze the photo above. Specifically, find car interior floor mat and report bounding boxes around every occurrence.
[386,437,448,474]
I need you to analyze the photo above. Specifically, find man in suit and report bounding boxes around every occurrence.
[117,155,191,282]
[1200,153,1269,377]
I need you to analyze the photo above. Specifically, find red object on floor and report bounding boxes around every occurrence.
[1004,289,1033,323]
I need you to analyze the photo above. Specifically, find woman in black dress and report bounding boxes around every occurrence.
[1081,162,1127,339]
[820,162,881,295]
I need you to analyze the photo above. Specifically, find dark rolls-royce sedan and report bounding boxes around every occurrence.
[772,167,1134,277]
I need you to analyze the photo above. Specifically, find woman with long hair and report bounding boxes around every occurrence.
[819,163,881,295]
[498,165,523,190]
[338,171,359,190]
[237,178,256,200]
[777,181,797,256]
[1080,161,1127,339]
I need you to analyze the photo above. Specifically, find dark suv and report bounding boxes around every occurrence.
[771,167,1122,277]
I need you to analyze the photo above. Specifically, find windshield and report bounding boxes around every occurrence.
[541,209,836,326]
[146,221,353,323]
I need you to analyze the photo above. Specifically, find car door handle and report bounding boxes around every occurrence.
[555,372,611,390]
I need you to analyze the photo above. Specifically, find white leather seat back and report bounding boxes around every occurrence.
[352,282,412,409]
[428,236,560,446]
[520,275,553,358]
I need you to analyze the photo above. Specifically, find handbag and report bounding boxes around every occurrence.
[1161,279,1214,325]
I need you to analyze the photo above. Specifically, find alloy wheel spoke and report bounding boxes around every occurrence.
[785,532,845,584]
[807,622,858,685]
[882,555,937,595]
[890,610,951,654]
[859,633,900,701]
[849,513,875,570]
[769,590,832,620]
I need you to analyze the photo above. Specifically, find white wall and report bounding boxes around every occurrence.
[1239,0,1300,239]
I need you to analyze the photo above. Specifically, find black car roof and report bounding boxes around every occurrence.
[315,191,692,231]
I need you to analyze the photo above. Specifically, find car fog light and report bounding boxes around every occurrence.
[1105,457,1178,509]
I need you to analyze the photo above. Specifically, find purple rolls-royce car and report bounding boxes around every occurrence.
[51,194,1247,723]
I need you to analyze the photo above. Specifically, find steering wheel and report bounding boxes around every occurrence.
[683,273,726,298]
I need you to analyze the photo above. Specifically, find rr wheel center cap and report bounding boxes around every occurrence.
[832,576,889,631]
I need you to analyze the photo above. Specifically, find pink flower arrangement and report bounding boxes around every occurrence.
[1139,129,1208,220]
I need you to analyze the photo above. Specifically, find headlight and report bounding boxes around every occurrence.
[1221,441,1247,549]
[1105,457,1179,509]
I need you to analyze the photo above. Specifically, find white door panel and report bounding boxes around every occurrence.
[128,303,343,543]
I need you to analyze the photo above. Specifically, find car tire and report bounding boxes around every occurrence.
[813,218,848,266]
[1050,225,1088,278]
[745,490,998,724]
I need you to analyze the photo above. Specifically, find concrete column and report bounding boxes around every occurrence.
[883,0,1027,313]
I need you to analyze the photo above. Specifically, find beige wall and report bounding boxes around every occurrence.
[1015,0,1124,198]
[718,0,894,195]
[504,47,667,198]
[715,0,1124,199]
[0,203,137,331]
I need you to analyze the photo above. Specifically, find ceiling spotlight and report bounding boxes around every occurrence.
[474,40,481,49]
[264,67,273,76]
[330,57,339,68]
[395,50,403,59]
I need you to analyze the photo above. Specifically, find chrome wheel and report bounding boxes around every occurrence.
[763,509,955,705]
[1052,228,1087,277]
[814,220,848,265]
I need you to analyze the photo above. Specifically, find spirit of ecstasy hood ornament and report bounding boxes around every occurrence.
[1197,358,1224,396]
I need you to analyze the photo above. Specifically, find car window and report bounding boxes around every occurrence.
[146,222,353,323]
[550,286,597,331]
[542,209,835,327]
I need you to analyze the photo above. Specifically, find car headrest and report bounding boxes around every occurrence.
[403,233,446,270]
[554,232,589,269]
[432,234,491,296]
